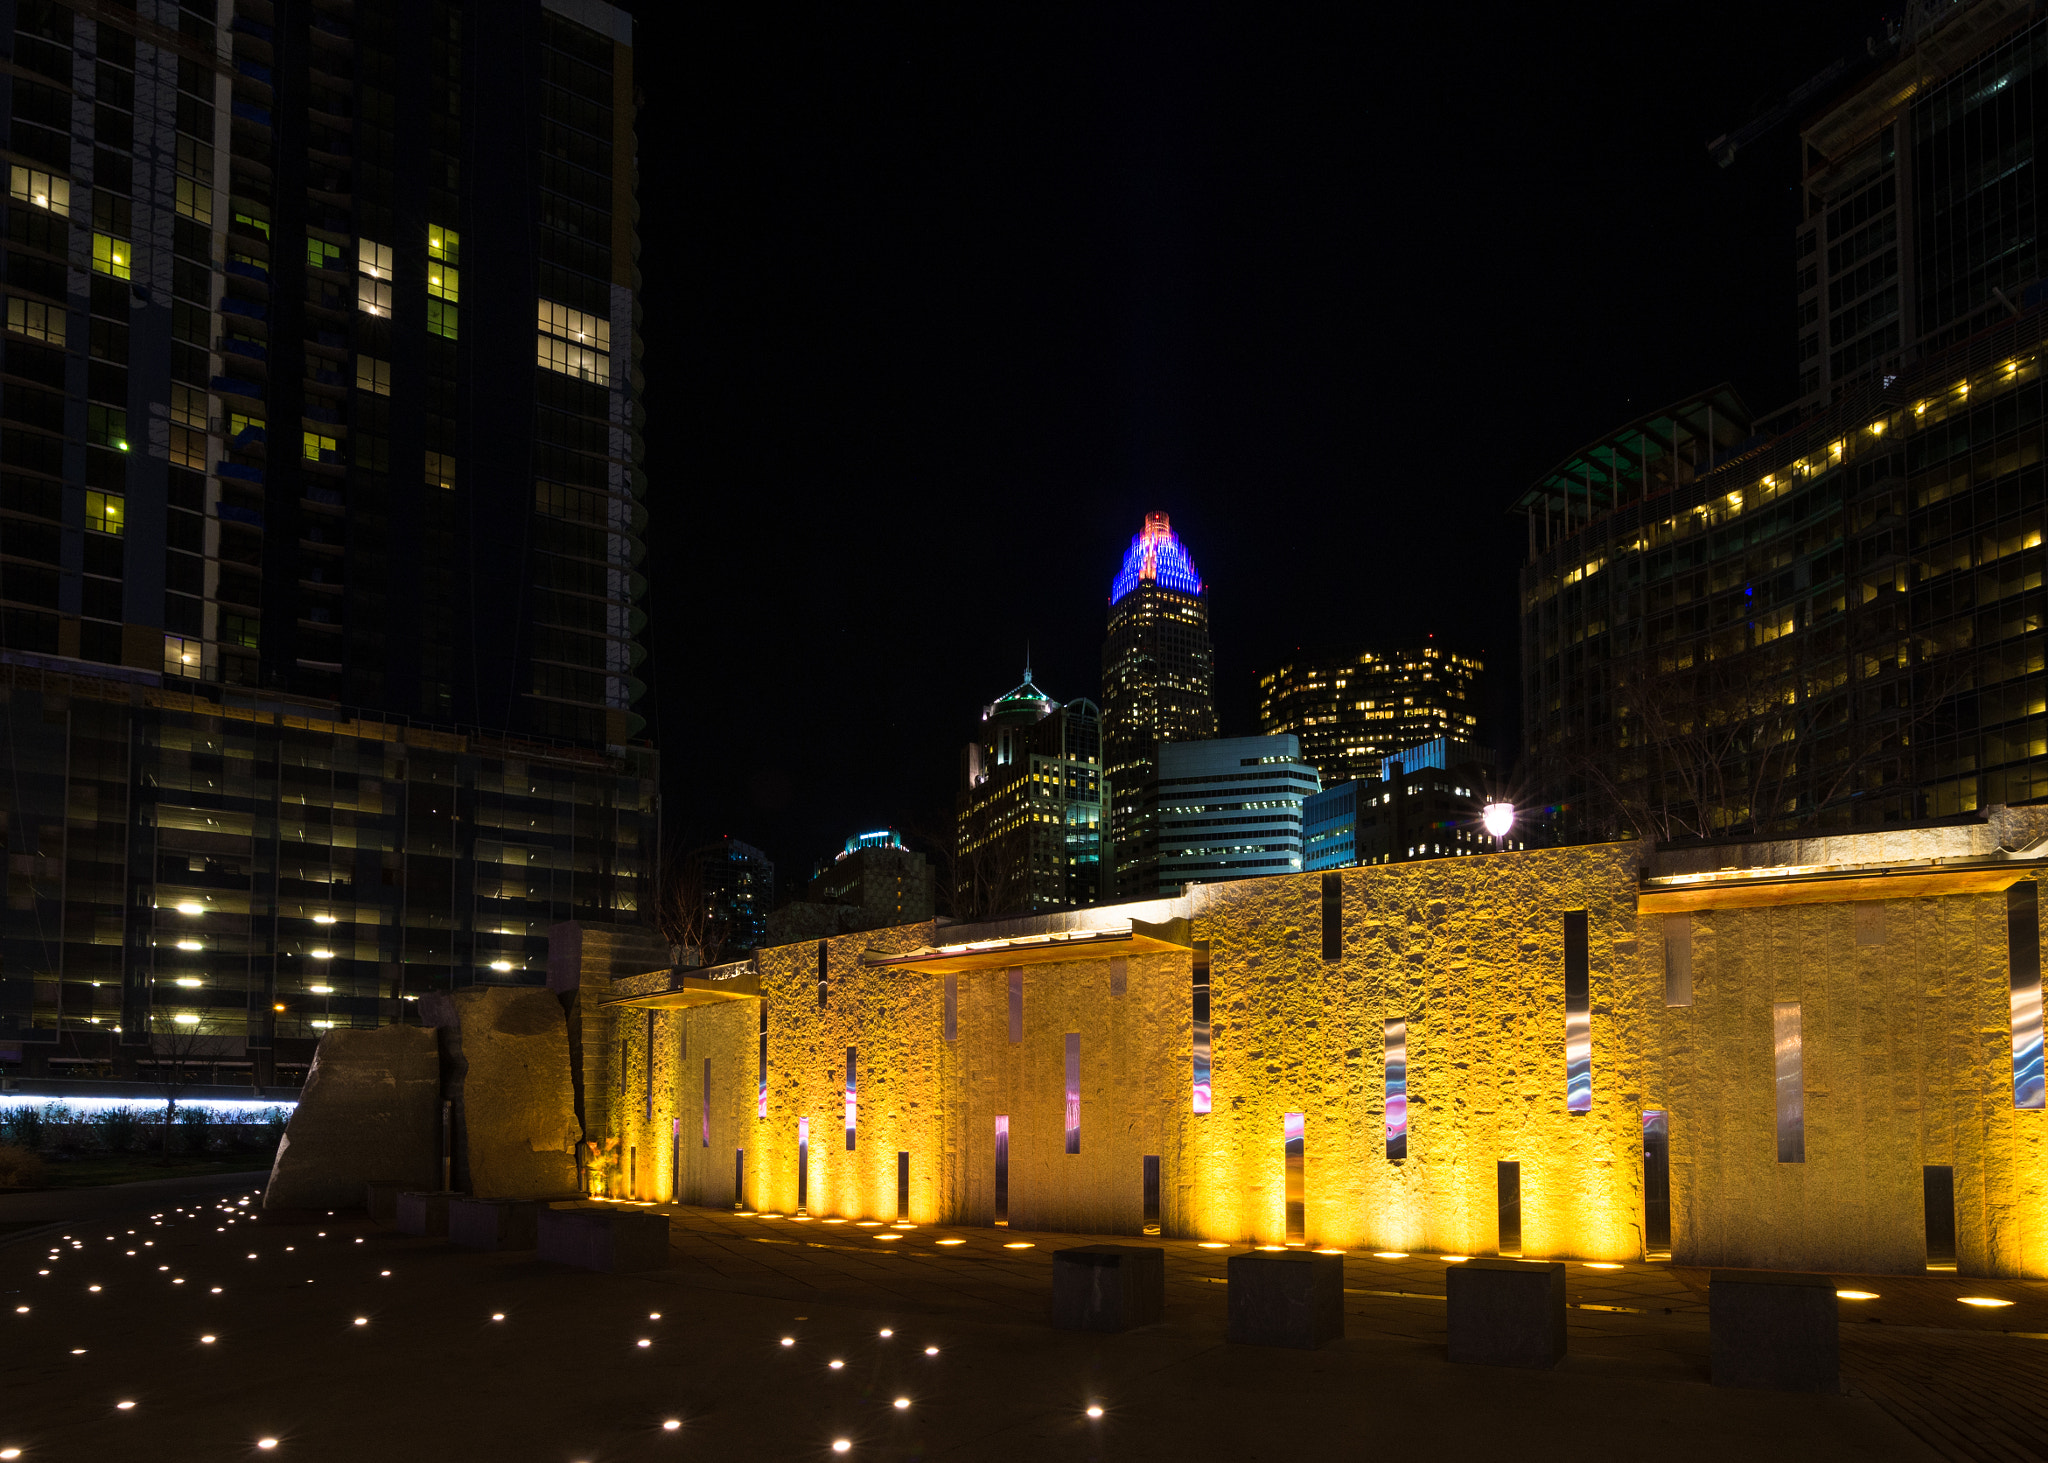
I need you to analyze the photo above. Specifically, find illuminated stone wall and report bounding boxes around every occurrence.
[585,834,2047,1277]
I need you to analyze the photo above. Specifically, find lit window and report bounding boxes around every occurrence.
[6,296,63,346]
[426,296,457,339]
[92,233,131,280]
[427,226,460,301]
[221,613,259,650]
[428,225,460,266]
[163,635,202,679]
[170,383,208,430]
[9,165,69,215]
[89,404,130,451]
[85,490,124,535]
[358,239,393,280]
[233,211,270,239]
[356,354,391,395]
[425,451,456,491]
[175,176,213,226]
[308,238,342,270]
[536,299,610,385]
[228,412,266,442]
[303,431,337,462]
[358,274,392,316]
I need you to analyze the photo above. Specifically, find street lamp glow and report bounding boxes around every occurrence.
[489,960,513,972]
[1481,801,1516,839]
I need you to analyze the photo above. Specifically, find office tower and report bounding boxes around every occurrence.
[1303,738,1519,871]
[1126,733,1319,899]
[1257,644,1483,785]
[955,668,1105,919]
[1793,3,2048,409]
[679,838,774,963]
[1102,511,1215,895]
[0,0,653,1087]
[766,829,934,944]
[1515,327,2047,841]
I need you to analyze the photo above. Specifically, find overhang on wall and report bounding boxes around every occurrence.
[1639,858,2037,913]
[602,962,761,1010]
[861,917,1192,975]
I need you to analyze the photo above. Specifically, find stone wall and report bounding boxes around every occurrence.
[422,987,581,1199]
[263,1025,440,1210]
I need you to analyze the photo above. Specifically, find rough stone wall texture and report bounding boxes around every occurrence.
[1650,885,2045,1277]
[263,1025,440,1210]
[582,846,2048,1277]
[422,987,582,1199]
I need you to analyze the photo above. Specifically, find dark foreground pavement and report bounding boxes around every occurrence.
[4,1191,2044,1462]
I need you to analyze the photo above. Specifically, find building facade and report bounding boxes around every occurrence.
[681,837,773,962]
[955,669,1104,919]
[766,830,934,945]
[1793,1,2048,410]
[1128,733,1319,898]
[1257,644,1483,785]
[1516,313,2048,842]
[1102,513,1216,896]
[579,808,2048,1279]
[0,659,655,1084]
[0,0,658,1082]
[1303,738,1522,872]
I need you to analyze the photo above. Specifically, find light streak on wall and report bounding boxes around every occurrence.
[1563,910,1591,1112]
[2011,881,2043,1109]
[1774,1002,1805,1163]
[1064,1034,1080,1154]
[1384,1019,1407,1160]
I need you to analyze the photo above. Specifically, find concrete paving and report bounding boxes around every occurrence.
[3,1192,2042,1461]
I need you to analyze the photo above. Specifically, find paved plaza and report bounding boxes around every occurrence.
[3,1182,2045,1461]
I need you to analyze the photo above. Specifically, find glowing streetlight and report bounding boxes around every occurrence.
[1481,801,1515,839]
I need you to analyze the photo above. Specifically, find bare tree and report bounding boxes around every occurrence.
[652,840,730,968]
[146,1015,236,1155]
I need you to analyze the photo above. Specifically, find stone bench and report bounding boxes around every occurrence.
[1710,1270,1839,1392]
[1051,1245,1164,1332]
[365,1182,409,1226]
[1226,1249,1343,1349]
[395,1190,463,1238]
[449,1197,551,1252]
[1447,1259,1566,1368]
[538,1206,671,1273]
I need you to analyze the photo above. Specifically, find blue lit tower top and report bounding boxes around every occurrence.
[1110,512,1204,604]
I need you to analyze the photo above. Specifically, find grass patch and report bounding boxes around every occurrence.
[24,1153,274,1190]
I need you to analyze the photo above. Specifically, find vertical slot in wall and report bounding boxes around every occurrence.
[757,1004,767,1119]
[1321,872,1341,961]
[1642,1111,1670,1255]
[1923,1165,1957,1270]
[701,1058,710,1147]
[1384,1017,1407,1161]
[1143,1155,1160,1235]
[817,940,827,1008]
[896,1151,910,1221]
[845,1048,857,1151]
[1284,1112,1305,1243]
[797,1116,809,1214]
[1110,956,1127,996]
[1662,914,1693,1007]
[1007,966,1023,1043]
[644,1008,655,1120]
[1064,1033,1080,1154]
[670,1118,680,1205]
[1564,909,1591,1112]
[1192,940,1212,1114]
[943,973,957,1041]
[2010,880,2043,1109]
[1774,1001,1804,1163]
[1497,1160,1522,1256]
[734,1148,744,1209]
[994,1114,1009,1226]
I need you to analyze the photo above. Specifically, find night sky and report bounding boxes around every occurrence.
[633,2,1884,890]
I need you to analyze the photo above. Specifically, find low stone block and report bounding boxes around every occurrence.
[1710,1270,1839,1392]
[365,1182,409,1226]
[1051,1245,1165,1332]
[396,1190,462,1238]
[449,1197,550,1251]
[538,1207,670,1272]
[1447,1259,1566,1368]
[1226,1250,1343,1349]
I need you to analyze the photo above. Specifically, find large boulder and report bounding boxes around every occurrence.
[422,987,582,1198]
[264,1026,440,1210]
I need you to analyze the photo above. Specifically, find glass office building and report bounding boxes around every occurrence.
[1257,644,1483,786]
[956,669,1105,918]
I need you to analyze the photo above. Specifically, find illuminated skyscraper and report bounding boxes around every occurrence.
[1257,645,1483,785]
[1101,512,1216,896]
[954,668,1104,918]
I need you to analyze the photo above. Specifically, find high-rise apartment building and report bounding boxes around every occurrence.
[1256,644,1482,785]
[955,668,1104,918]
[0,0,654,1086]
[1126,733,1318,898]
[1792,2,2048,410]
[1102,512,1215,895]
[680,838,773,962]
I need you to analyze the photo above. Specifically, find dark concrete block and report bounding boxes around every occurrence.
[395,1190,462,1238]
[1710,1269,1839,1393]
[538,1206,671,1272]
[1051,1245,1165,1332]
[449,1197,549,1251]
[1226,1249,1343,1349]
[1447,1259,1567,1368]
[365,1182,409,1226]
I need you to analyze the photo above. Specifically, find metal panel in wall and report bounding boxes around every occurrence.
[943,974,957,1041]
[1564,910,1591,1111]
[1321,872,1341,961]
[1642,1111,1670,1254]
[1192,940,1211,1114]
[1662,914,1692,1007]
[844,1048,856,1151]
[1923,1164,1956,1269]
[1774,1001,1804,1163]
[994,1114,1009,1225]
[757,1005,767,1118]
[702,1058,710,1147]
[1007,966,1022,1043]
[1110,956,1126,997]
[798,1116,809,1213]
[1063,1033,1080,1154]
[817,940,827,1008]
[2011,880,2043,1110]
[1497,1160,1521,1256]
[733,1147,744,1208]
[1284,1112,1305,1243]
[896,1151,910,1221]
[1143,1155,1160,1235]
[1384,1017,1407,1161]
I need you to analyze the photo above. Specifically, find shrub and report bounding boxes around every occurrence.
[0,1144,45,1188]
[92,1106,143,1154]
[1,1106,44,1150]
[179,1106,210,1154]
